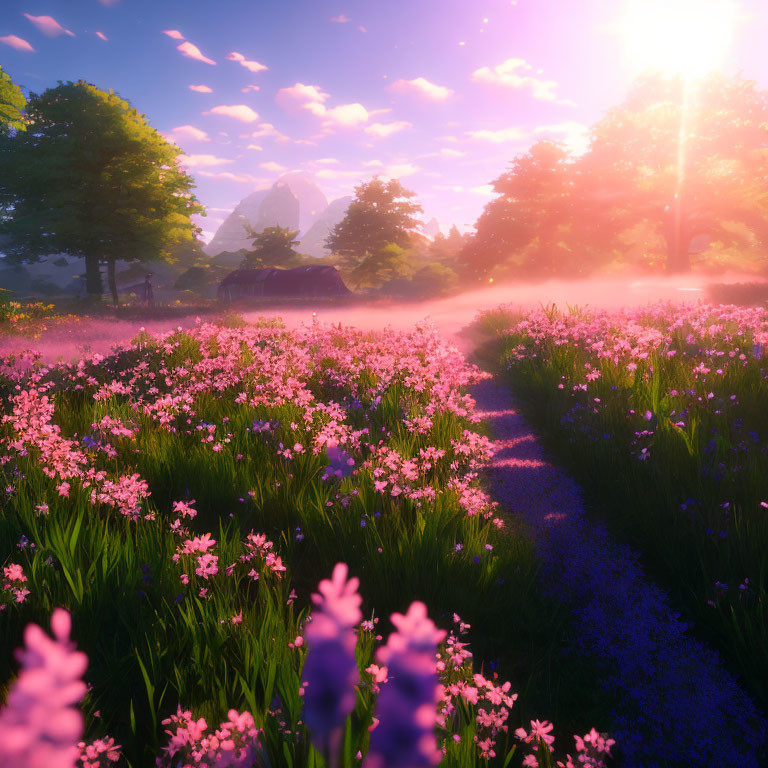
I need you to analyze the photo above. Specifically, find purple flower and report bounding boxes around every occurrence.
[367,602,446,768]
[303,563,362,753]
[322,441,355,481]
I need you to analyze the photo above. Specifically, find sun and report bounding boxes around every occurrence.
[624,0,739,78]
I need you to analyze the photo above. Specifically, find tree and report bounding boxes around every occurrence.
[0,80,205,302]
[0,66,26,136]
[242,225,303,268]
[460,141,606,280]
[428,225,469,266]
[584,71,768,272]
[326,178,422,267]
[349,243,415,291]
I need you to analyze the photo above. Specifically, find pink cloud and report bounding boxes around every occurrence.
[0,35,35,52]
[95,31,109,42]
[177,41,216,66]
[241,84,260,93]
[275,83,330,113]
[169,125,210,142]
[23,14,74,38]
[260,161,287,173]
[322,103,369,128]
[197,170,267,183]
[364,120,411,138]
[316,168,363,180]
[204,104,260,122]
[275,83,372,131]
[466,127,527,143]
[163,30,185,40]
[331,14,350,23]
[389,77,453,101]
[226,52,267,73]
[250,123,290,142]
[471,58,574,105]
[97,0,120,5]
[178,154,232,167]
[189,84,213,93]
[383,162,419,178]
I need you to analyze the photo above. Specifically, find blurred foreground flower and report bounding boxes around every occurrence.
[302,562,362,755]
[0,608,87,768]
[367,601,446,768]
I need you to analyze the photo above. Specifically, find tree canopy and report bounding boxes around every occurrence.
[326,178,422,267]
[0,80,205,301]
[464,71,768,277]
[242,225,303,269]
[0,67,26,136]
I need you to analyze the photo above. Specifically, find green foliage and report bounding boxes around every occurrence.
[0,66,26,136]
[242,225,304,268]
[349,242,415,290]
[429,226,469,267]
[0,328,610,766]
[494,307,768,712]
[0,80,206,298]
[326,178,422,268]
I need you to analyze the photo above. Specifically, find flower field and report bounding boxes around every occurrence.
[486,302,768,716]
[0,318,611,768]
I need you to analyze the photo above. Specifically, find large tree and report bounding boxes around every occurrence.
[0,80,205,302]
[584,71,768,272]
[460,141,609,280]
[465,71,768,278]
[0,67,26,136]
[242,225,303,269]
[326,178,422,267]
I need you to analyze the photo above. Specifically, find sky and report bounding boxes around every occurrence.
[2,0,767,243]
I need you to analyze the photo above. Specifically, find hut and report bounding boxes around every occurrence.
[218,265,351,302]
[217,268,278,301]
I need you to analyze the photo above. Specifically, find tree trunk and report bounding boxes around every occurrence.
[84,253,103,298]
[107,259,119,307]
[663,206,692,274]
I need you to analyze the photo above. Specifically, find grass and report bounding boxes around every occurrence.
[0,318,611,767]
[480,301,768,715]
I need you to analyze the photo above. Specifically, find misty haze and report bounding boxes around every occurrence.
[1,1,767,767]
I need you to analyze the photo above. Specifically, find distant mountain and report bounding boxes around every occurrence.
[298,196,352,258]
[278,172,329,233]
[203,174,329,257]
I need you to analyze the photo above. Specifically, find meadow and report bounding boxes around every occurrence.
[480,302,768,714]
[0,316,613,768]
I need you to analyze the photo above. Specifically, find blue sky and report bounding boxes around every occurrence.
[2,0,766,241]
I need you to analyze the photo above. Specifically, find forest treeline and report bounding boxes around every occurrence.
[1,66,768,302]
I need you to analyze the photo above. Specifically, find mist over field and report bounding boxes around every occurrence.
[2,272,761,364]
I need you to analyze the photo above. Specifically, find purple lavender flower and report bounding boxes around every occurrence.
[367,601,446,768]
[322,440,356,481]
[302,563,362,753]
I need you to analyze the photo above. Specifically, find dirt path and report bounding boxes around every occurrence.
[469,374,766,768]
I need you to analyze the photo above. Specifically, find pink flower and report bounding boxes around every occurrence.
[0,608,88,768]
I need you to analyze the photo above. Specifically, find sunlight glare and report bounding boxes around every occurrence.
[624,0,738,78]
